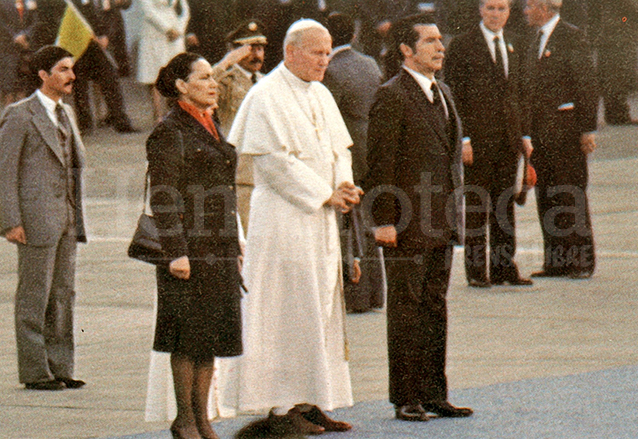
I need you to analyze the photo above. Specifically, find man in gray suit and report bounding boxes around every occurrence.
[0,46,87,391]
[324,12,385,313]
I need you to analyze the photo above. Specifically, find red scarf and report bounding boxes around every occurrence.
[178,100,219,141]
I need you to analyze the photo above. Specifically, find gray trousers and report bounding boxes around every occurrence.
[15,225,77,384]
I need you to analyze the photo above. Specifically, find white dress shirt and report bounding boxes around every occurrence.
[479,21,508,78]
[403,65,449,118]
[36,89,63,128]
[537,14,560,58]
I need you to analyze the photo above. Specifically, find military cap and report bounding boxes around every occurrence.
[227,20,268,46]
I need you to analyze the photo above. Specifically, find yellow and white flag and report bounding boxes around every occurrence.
[55,0,94,60]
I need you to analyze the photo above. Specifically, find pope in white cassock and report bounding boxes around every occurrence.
[218,18,362,434]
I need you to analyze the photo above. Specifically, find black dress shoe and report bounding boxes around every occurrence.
[25,380,65,391]
[296,404,352,431]
[395,404,430,422]
[530,270,565,278]
[56,378,86,389]
[468,279,491,288]
[421,401,473,418]
[492,277,533,286]
[567,270,593,279]
[286,406,325,435]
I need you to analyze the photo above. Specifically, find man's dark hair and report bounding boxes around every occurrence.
[31,45,73,81]
[326,12,355,48]
[384,13,437,79]
[390,13,437,54]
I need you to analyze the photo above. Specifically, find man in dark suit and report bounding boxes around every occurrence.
[364,14,472,421]
[0,0,39,104]
[589,0,638,125]
[524,0,598,278]
[102,0,132,77]
[70,0,136,133]
[324,12,385,312]
[0,46,87,391]
[444,0,533,288]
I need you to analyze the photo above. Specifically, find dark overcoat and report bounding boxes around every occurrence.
[147,106,243,359]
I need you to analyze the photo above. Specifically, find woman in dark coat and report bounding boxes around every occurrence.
[148,52,242,439]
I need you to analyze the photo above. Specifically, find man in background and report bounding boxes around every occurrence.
[323,12,385,313]
[212,20,267,234]
[444,0,533,287]
[524,0,598,278]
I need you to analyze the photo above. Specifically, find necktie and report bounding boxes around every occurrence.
[55,104,77,208]
[251,72,258,84]
[493,36,505,78]
[431,82,446,118]
[56,104,71,140]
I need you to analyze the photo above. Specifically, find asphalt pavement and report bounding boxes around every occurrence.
[0,82,637,439]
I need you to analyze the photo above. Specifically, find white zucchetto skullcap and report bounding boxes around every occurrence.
[286,18,328,37]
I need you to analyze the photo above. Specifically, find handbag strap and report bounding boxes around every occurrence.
[143,125,185,215]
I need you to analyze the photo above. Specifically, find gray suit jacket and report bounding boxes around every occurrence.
[0,93,86,246]
[323,47,382,184]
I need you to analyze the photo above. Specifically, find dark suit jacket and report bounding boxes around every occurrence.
[0,93,86,246]
[323,47,382,183]
[589,0,638,92]
[444,27,526,153]
[0,0,37,51]
[146,106,240,261]
[364,69,464,250]
[527,19,597,146]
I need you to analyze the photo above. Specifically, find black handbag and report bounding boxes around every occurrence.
[128,128,184,265]
[127,173,169,265]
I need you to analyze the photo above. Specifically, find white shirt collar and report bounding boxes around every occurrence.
[479,21,508,77]
[36,89,61,126]
[330,44,351,58]
[402,65,448,117]
[538,14,560,57]
[479,21,504,41]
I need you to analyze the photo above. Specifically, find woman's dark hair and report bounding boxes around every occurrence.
[155,52,204,98]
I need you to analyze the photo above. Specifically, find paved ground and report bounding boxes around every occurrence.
[0,82,637,439]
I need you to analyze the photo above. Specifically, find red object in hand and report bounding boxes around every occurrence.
[525,164,537,187]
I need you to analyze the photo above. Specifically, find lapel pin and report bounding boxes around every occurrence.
[544,50,551,57]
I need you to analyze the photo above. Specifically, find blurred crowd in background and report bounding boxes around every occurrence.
[1,0,637,128]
